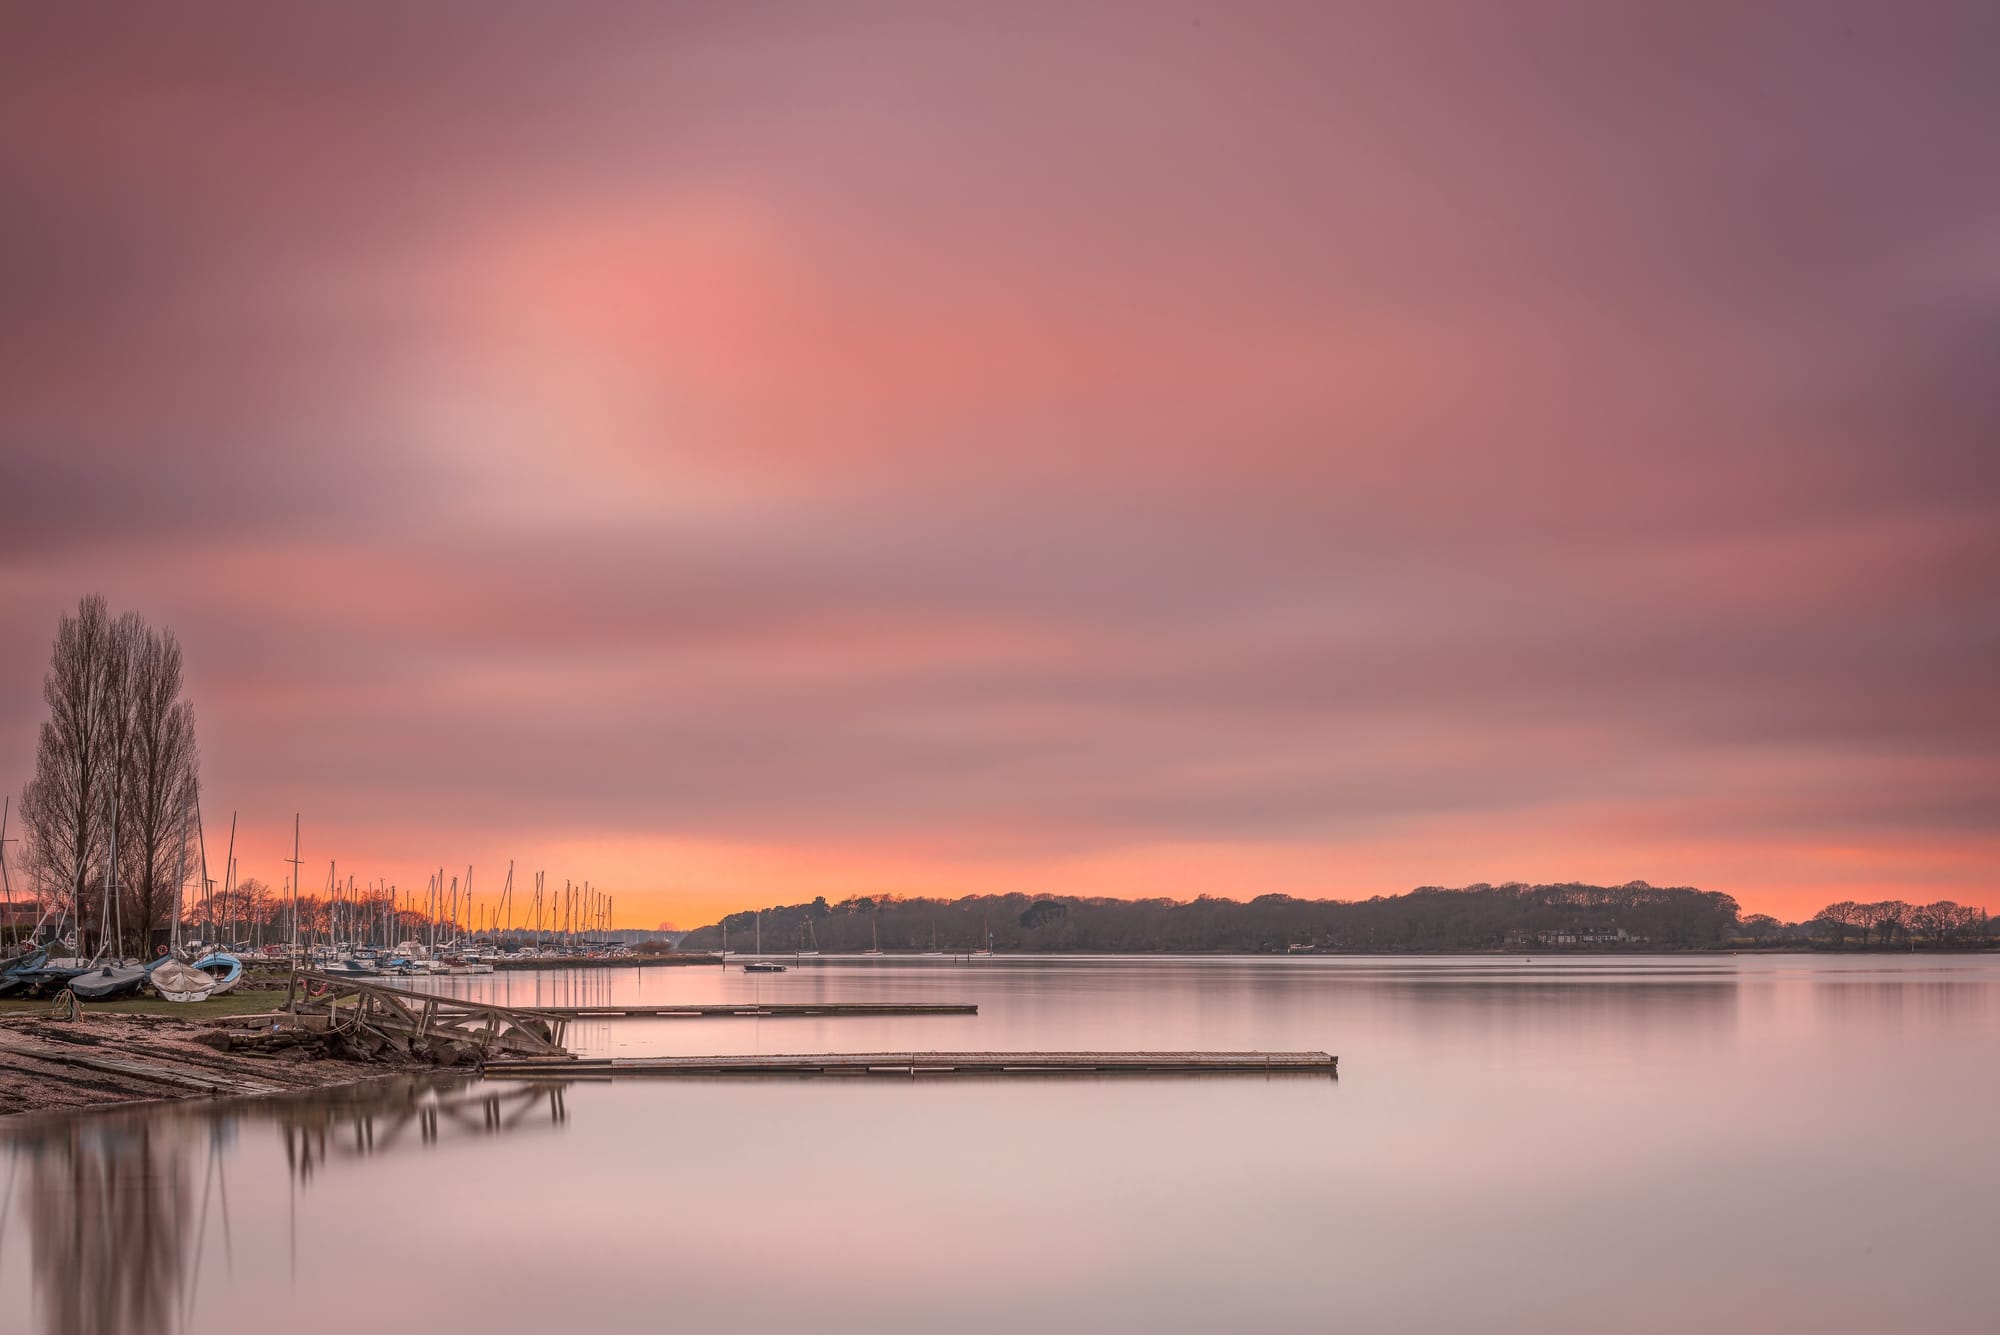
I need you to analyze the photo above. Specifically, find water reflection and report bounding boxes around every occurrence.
[3,957,1998,1335]
[1,1078,571,1335]
[7,1120,201,1335]
[1811,980,1998,1033]
[276,1078,569,1186]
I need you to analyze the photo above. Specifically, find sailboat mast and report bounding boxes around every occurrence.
[0,796,16,952]
[170,800,189,955]
[220,812,235,948]
[286,813,303,966]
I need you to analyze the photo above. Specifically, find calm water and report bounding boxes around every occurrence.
[4,955,1998,1334]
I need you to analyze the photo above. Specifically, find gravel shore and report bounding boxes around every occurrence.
[0,1011,406,1116]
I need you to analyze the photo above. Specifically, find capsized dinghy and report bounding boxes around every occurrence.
[149,957,217,1003]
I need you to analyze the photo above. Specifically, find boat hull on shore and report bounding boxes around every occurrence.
[68,961,156,1001]
[193,952,245,993]
[149,957,218,1002]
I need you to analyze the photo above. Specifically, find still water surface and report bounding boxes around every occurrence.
[4,954,1997,1334]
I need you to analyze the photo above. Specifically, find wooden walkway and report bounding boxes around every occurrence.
[513,1002,976,1019]
[483,1050,1336,1078]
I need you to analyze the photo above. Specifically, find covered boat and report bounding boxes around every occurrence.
[148,957,217,1003]
[0,946,49,998]
[68,958,164,1001]
[13,956,94,996]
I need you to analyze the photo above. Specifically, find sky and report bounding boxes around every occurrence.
[2,2,1996,928]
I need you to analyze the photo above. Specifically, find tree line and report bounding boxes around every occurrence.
[1733,902,1992,948]
[679,881,1754,954]
[678,882,1996,954]
[13,595,202,956]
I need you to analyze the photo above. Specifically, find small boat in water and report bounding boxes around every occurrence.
[742,960,788,973]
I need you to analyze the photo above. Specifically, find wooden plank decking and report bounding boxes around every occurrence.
[482,1050,1336,1078]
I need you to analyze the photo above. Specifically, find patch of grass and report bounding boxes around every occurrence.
[0,989,286,1019]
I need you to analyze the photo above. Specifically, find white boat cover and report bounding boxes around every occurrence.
[150,957,217,1002]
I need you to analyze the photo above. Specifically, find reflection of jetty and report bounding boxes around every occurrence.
[484,1050,1338,1078]
[274,1077,571,1181]
[511,1001,977,1019]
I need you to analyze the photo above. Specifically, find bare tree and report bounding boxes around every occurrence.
[118,625,200,957]
[1864,900,1910,947]
[18,598,202,956]
[218,876,271,944]
[99,610,147,952]
[1811,900,1865,947]
[18,596,127,944]
[1909,900,1984,946]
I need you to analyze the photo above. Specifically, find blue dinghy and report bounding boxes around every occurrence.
[192,952,244,994]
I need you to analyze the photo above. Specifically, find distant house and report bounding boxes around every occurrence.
[1535,926,1644,946]
[0,899,41,938]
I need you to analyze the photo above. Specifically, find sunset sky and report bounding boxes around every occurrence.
[2,3,1995,928]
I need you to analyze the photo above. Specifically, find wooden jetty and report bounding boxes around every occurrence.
[482,1050,1337,1078]
[516,1001,976,1019]
[212,979,980,1068]
[267,971,573,1063]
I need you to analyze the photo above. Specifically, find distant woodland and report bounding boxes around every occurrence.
[678,881,1995,954]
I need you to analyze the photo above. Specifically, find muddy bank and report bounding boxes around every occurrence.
[0,1011,417,1117]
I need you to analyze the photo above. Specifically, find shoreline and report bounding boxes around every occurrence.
[0,1010,424,1119]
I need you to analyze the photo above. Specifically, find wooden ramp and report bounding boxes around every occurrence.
[482,1050,1337,1078]
[519,1002,976,1019]
[0,1029,290,1099]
